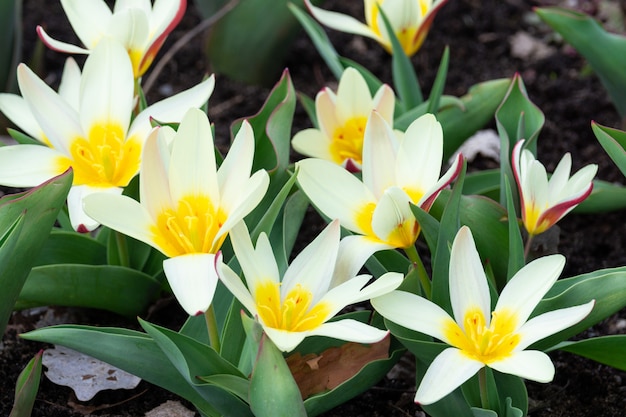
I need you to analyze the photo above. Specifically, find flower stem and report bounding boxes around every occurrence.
[478,367,490,410]
[524,234,534,261]
[405,245,431,299]
[204,305,221,352]
[115,231,130,268]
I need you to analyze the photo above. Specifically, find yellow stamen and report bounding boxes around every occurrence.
[329,116,368,165]
[152,195,227,257]
[255,281,330,332]
[444,307,521,364]
[69,122,141,187]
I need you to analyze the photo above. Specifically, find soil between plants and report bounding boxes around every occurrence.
[2,0,626,416]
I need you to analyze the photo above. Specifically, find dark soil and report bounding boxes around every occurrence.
[2,0,626,416]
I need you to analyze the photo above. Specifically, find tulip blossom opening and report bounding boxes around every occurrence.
[372,226,595,405]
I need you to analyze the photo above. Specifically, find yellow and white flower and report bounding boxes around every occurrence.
[291,67,395,171]
[37,0,186,77]
[297,112,462,279]
[216,219,403,352]
[512,139,597,236]
[84,108,269,316]
[305,0,447,56]
[372,226,594,405]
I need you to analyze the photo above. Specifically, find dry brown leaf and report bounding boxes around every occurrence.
[286,335,390,399]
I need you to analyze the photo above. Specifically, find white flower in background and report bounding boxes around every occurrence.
[37,0,186,77]
[297,112,463,280]
[305,0,448,56]
[512,139,597,236]
[0,39,214,232]
[84,108,270,316]
[216,220,403,352]
[372,226,594,405]
[291,67,395,171]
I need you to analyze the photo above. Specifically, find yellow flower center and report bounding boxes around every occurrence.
[152,195,227,257]
[385,217,419,249]
[523,203,550,236]
[368,1,428,56]
[329,116,367,165]
[69,122,141,187]
[444,308,521,364]
[255,281,330,332]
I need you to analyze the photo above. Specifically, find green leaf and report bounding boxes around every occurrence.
[269,188,309,275]
[531,267,626,350]
[592,121,626,177]
[21,325,227,417]
[378,6,423,111]
[575,179,626,212]
[427,46,450,114]
[7,128,39,145]
[463,169,500,200]
[9,350,42,417]
[0,0,20,93]
[16,264,161,317]
[503,177,524,281]
[289,3,344,79]
[495,74,544,205]
[33,230,106,266]
[249,333,307,417]
[437,78,511,159]
[0,169,72,336]
[536,7,626,118]
[553,335,626,371]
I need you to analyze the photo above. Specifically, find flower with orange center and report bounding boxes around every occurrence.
[37,0,186,78]
[512,140,597,236]
[292,67,394,171]
[0,39,215,232]
[216,220,402,352]
[83,108,269,316]
[297,112,463,281]
[372,226,595,405]
[305,0,448,56]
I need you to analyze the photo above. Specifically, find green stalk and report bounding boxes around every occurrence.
[204,305,221,352]
[405,244,431,299]
[478,367,490,410]
[115,231,130,268]
[524,234,534,261]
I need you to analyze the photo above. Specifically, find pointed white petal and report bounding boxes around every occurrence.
[371,187,416,247]
[516,301,595,350]
[17,64,82,155]
[282,220,340,301]
[306,0,379,41]
[68,185,122,232]
[140,127,173,218]
[36,26,90,54]
[418,152,463,209]
[308,319,389,345]
[335,68,373,122]
[215,252,258,316]
[163,253,218,316]
[58,58,82,110]
[83,193,157,250]
[372,84,395,123]
[0,145,68,187]
[350,272,403,303]
[547,153,572,199]
[396,114,443,192]
[60,0,112,48]
[415,348,483,405]
[324,272,402,317]
[449,226,491,327]
[218,120,255,212]
[79,39,134,138]
[263,326,307,352]
[489,350,555,383]
[297,158,376,234]
[371,290,452,342]
[496,254,565,326]
[314,89,339,140]
[168,108,218,203]
[129,76,215,141]
[0,94,45,142]
[106,9,149,61]
[330,234,393,287]
[362,112,398,198]
[291,128,334,161]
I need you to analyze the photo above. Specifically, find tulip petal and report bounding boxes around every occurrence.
[82,193,157,250]
[58,58,82,110]
[314,89,339,140]
[291,128,334,160]
[263,326,306,352]
[0,145,69,187]
[415,348,483,405]
[60,0,112,48]
[331,234,393,287]
[335,68,374,122]
[372,84,395,123]
[449,226,491,327]
[218,120,255,213]
[489,350,555,383]
[308,319,389,345]
[495,254,565,326]
[163,253,218,316]
[68,184,122,232]
[306,0,379,41]
[215,252,259,317]
[0,94,45,142]
[371,186,416,248]
[371,290,452,342]
[297,158,376,234]
[216,170,269,237]
[516,301,595,350]
[140,127,174,218]
[36,26,91,54]
[362,111,398,198]
[419,153,463,210]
